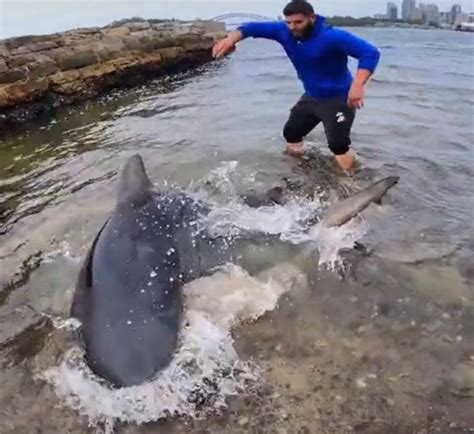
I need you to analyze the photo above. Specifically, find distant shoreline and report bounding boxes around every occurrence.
[324,16,461,31]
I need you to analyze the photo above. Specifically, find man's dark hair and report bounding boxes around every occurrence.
[283,0,315,16]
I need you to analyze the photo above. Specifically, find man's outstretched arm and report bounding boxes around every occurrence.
[213,22,285,59]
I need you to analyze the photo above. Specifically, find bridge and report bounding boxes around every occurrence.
[210,13,276,29]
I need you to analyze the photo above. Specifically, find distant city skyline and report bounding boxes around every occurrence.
[1,0,473,38]
[377,0,472,24]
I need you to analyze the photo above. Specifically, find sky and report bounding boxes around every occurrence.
[1,0,473,38]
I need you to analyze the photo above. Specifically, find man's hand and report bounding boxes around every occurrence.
[212,31,244,59]
[212,38,236,59]
[347,82,365,109]
[348,68,372,109]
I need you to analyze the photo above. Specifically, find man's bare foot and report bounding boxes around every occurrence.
[286,142,304,157]
[335,152,356,172]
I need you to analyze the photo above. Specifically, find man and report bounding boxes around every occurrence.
[212,0,381,172]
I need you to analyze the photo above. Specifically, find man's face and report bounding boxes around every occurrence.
[285,13,316,39]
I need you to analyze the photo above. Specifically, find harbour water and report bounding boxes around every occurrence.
[0,27,473,433]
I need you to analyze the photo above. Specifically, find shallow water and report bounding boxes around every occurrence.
[0,28,473,433]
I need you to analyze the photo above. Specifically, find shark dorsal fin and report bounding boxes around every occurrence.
[117,154,154,207]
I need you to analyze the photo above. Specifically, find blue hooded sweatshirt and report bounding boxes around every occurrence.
[238,16,381,99]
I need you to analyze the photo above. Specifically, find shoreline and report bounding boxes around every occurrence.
[0,19,226,132]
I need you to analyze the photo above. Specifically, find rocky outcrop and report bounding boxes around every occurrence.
[0,19,226,130]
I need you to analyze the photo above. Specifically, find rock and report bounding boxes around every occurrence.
[50,58,129,95]
[7,54,36,68]
[200,34,219,47]
[0,59,8,74]
[173,24,206,36]
[56,48,99,70]
[238,416,250,426]
[27,59,59,79]
[158,47,185,61]
[62,30,101,45]
[0,19,225,128]
[104,26,131,37]
[0,78,49,108]
[126,21,151,32]
[123,33,180,53]
[93,37,127,62]
[51,54,165,95]
[127,29,155,38]
[49,69,82,86]
[0,44,9,57]
[450,361,474,397]
[0,68,28,84]
[181,37,209,52]
[122,35,156,53]
[152,35,181,50]
[10,40,61,56]
[109,17,147,28]
[68,27,101,35]
[355,378,368,389]
[3,34,60,50]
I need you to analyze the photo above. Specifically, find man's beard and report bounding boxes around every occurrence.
[292,22,314,40]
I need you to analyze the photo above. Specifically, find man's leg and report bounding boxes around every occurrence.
[283,97,320,157]
[320,98,357,172]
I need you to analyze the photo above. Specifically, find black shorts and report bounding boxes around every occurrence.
[283,95,356,155]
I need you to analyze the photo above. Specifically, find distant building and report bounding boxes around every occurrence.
[439,12,451,24]
[374,13,387,20]
[410,7,423,21]
[387,2,398,21]
[425,4,440,25]
[451,4,462,15]
[454,12,469,25]
[402,0,416,21]
[419,3,428,21]
[451,4,462,24]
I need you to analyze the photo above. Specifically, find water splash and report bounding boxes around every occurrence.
[199,196,322,239]
[195,160,239,200]
[41,264,295,427]
[191,160,367,269]
[296,219,368,270]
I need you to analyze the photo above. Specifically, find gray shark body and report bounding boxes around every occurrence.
[322,176,400,227]
[71,155,222,388]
